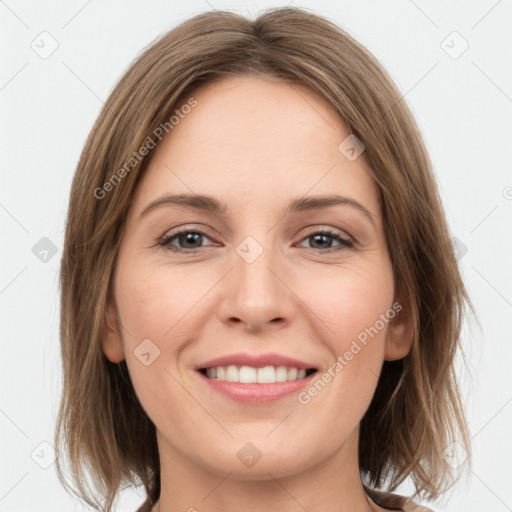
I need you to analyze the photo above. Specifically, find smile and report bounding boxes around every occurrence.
[194,352,319,403]
[199,365,317,383]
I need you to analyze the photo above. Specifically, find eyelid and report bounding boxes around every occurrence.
[158,226,216,248]
[300,225,352,242]
[160,224,214,238]
[159,223,353,240]
[158,225,351,242]
[296,227,354,250]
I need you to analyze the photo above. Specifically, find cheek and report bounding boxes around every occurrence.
[297,262,394,416]
[307,260,394,351]
[113,256,234,389]
[116,261,204,343]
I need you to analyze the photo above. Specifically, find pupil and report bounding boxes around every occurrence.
[181,232,201,248]
[312,234,331,249]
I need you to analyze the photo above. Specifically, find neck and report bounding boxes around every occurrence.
[153,427,377,512]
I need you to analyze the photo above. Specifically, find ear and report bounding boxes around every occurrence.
[101,302,125,363]
[384,297,415,361]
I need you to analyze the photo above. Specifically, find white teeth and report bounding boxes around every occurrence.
[287,368,298,380]
[204,365,313,383]
[225,365,238,382]
[239,365,257,383]
[275,366,288,382]
[258,366,275,383]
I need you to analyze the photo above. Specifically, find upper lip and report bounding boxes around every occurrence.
[194,352,317,370]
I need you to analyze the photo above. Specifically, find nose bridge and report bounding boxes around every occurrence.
[234,231,282,302]
[219,229,294,330]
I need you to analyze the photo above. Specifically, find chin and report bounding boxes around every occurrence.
[209,458,307,481]
[195,440,314,479]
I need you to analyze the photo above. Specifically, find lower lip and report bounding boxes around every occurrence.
[197,371,316,403]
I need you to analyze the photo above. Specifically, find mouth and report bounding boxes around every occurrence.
[193,352,319,402]
[197,365,318,383]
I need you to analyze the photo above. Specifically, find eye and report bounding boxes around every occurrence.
[159,229,216,253]
[159,228,353,254]
[297,229,353,251]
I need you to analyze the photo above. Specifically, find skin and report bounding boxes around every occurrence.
[102,75,413,512]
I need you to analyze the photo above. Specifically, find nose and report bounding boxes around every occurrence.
[217,240,296,333]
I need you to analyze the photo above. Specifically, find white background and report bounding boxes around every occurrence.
[1,1,511,511]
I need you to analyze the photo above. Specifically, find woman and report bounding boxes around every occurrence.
[54,7,474,512]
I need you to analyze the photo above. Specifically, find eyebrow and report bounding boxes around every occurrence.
[139,193,377,228]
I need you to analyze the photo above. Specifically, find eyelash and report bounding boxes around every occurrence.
[158,228,354,254]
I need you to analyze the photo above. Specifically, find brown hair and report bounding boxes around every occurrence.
[55,6,476,511]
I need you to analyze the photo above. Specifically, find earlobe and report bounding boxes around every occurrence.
[384,300,415,361]
[101,302,125,363]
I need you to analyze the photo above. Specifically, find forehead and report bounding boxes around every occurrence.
[169,74,349,161]
[131,75,380,221]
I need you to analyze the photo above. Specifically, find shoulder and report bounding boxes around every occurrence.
[365,487,436,512]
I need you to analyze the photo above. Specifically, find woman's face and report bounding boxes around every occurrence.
[103,75,411,480]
